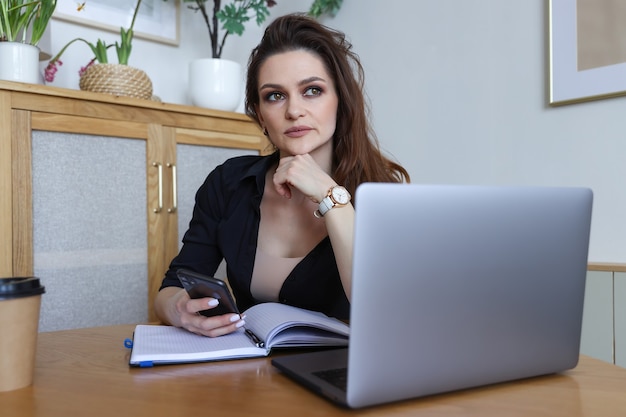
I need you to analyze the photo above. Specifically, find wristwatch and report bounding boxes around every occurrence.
[314,185,351,218]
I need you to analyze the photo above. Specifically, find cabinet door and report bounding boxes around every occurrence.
[615,272,626,367]
[580,270,614,363]
[32,131,149,332]
[174,144,257,279]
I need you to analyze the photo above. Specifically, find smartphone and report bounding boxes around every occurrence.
[176,269,239,317]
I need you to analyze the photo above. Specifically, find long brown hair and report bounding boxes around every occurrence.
[245,13,410,197]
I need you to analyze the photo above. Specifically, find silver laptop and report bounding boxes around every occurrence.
[272,183,593,408]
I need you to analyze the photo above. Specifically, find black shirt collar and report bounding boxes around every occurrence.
[241,152,280,194]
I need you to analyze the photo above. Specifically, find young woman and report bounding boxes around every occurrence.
[154,13,409,337]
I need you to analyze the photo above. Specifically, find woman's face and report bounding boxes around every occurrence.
[255,50,338,158]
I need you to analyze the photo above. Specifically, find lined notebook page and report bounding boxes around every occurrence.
[244,303,349,347]
[130,325,265,363]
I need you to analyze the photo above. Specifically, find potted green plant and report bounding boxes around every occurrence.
[170,0,343,111]
[0,0,57,83]
[44,0,153,100]
[173,0,342,59]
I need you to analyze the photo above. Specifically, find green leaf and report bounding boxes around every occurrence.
[217,3,250,36]
[0,0,57,44]
[90,39,110,63]
[308,0,343,18]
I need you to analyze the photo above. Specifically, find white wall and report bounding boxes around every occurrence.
[46,1,626,263]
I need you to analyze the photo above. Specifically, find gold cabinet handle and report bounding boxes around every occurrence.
[167,163,177,213]
[152,162,163,213]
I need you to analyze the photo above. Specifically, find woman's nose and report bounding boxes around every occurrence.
[285,99,305,119]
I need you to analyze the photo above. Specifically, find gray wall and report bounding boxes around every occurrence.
[47,1,626,263]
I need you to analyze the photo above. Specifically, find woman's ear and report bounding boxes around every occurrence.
[255,104,264,125]
[255,104,268,135]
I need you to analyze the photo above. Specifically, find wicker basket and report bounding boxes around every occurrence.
[79,63,153,100]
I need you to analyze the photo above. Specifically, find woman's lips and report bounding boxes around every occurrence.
[284,126,312,138]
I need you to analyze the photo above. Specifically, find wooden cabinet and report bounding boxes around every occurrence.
[0,81,267,330]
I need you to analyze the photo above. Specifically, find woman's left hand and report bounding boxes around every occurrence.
[272,154,334,202]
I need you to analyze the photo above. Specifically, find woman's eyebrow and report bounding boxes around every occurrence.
[260,76,327,91]
[259,82,282,90]
[298,76,326,86]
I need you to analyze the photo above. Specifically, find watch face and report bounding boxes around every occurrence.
[331,186,351,205]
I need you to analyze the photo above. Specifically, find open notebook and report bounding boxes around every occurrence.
[272,183,593,408]
[129,302,349,367]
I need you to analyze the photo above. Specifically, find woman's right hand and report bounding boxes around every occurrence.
[155,287,246,337]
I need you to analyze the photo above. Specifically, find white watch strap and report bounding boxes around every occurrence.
[317,196,334,217]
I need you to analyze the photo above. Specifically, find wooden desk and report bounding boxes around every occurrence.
[2,325,626,416]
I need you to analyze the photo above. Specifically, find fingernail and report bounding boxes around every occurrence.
[235,320,246,328]
[229,314,241,323]
[208,299,219,307]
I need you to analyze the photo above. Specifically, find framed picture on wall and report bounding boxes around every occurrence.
[549,0,626,105]
[54,0,180,46]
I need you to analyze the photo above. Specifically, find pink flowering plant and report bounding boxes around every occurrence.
[44,0,141,83]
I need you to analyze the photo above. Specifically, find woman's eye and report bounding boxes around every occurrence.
[266,92,284,102]
[304,86,322,96]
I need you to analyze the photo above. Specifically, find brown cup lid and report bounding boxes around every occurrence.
[0,277,45,300]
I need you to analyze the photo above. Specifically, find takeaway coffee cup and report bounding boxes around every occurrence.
[0,276,45,392]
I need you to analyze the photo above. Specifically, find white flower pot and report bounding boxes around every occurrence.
[0,42,40,84]
[189,58,242,112]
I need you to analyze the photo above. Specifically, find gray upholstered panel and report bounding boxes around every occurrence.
[32,131,148,331]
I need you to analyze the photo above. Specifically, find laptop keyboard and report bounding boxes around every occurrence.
[313,367,348,392]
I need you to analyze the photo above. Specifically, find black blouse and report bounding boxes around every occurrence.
[159,153,350,320]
